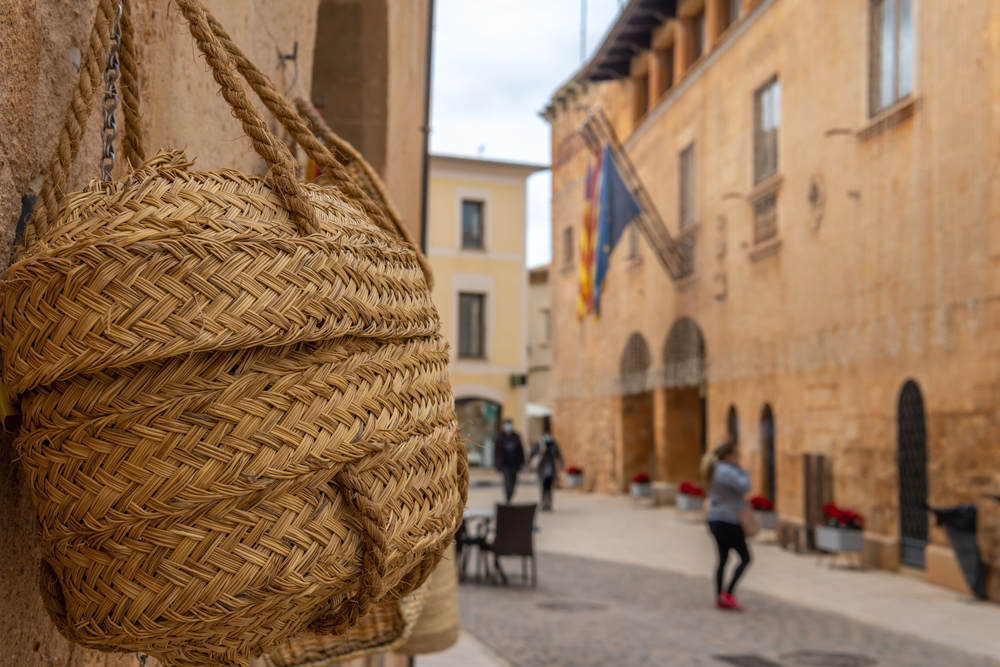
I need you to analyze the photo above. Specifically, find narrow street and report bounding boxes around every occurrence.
[423,473,1000,667]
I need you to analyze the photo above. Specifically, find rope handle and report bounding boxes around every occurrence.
[27,0,145,246]
[293,97,433,285]
[175,0,319,235]
[198,11,433,284]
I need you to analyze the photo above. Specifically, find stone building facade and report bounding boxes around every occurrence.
[527,265,553,445]
[426,155,545,467]
[0,1,432,665]
[545,0,1000,599]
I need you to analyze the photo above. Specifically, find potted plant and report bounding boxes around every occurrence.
[677,481,705,511]
[630,472,652,498]
[750,495,777,530]
[815,503,865,554]
[565,466,584,488]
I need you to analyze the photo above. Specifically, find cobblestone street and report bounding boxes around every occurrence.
[456,552,999,667]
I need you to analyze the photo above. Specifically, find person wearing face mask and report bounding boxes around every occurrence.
[494,418,525,503]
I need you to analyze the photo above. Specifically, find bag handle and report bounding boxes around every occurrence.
[28,0,145,246]
[175,0,320,236]
[196,9,433,284]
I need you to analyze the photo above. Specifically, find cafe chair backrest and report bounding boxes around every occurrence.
[492,503,537,556]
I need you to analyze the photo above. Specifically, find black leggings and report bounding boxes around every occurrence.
[708,520,752,596]
[541,475,554,509]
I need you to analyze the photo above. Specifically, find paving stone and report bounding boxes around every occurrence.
[457,552,999,667]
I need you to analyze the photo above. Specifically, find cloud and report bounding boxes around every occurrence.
[430,0,623,266]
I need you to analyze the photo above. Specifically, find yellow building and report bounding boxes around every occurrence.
[427,155,547,466]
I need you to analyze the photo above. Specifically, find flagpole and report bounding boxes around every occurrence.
[580,0,587,65]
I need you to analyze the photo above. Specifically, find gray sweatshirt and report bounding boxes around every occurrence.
[706,461,751,524]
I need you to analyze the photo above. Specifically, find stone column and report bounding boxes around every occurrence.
[647,51,665,106]
[674,20,690,82]
[705,0,724,48]
[653,386,670,482]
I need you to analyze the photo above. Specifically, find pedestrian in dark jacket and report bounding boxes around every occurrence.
[494,419,525,503]
[530,428,563,511]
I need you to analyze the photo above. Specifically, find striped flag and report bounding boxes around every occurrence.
[576,150,603,320]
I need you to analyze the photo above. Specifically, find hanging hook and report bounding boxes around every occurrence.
[278,41,299,97]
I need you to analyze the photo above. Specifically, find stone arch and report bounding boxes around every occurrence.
[659,318,708,484]
[619,332,654,491]
[620,331,651,394]
[727,404,739,444]
[760,403,776,503]
[663,316,706,388]
[897,379,928,569]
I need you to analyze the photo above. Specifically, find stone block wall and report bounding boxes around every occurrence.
[546,0,1000,599]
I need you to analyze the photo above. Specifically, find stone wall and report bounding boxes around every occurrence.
[547,0,1000,598]
[0,1,319,664]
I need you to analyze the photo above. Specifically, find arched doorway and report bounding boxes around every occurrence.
[760,404,776,503]
[621,332,655,491]
[727,405,739,444]
[898,380,928,569]
[661,318,707,483]
[455,397,502,468]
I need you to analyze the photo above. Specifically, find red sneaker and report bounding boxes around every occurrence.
[716,594,733,609]
[721,593,743,611]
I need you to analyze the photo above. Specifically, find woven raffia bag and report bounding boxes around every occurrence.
[264,588,426,667]
[1,1,468,666]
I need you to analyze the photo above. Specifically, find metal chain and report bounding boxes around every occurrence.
[101,2,123,182]
[135,653,148,667]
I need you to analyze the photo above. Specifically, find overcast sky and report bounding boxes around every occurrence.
[429,0,625,267]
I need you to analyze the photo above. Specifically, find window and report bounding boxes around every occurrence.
[542,309,551,343]
[679,143,697,229]
[627,222,640,259]
[754,77,780,184]
[692,10,706,60]
[870,0,913,115]
[458,293,485,358]
[461,199,484,249]
[563,226,574,267]
[753,192,778,244]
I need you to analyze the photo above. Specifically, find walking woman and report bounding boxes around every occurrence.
[702,440,752,610]
[530,426,564,511]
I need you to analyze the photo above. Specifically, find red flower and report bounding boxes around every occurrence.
[567,466,583,475]
[632,472,651,484]
[823,503,864,530]
[679,481,704,497]
[822,503,843,520]
[750,495,774,511]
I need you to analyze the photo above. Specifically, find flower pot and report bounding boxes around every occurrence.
[565,473,584,488]
[630,482,652,498]
[676,493,704,512]
[754,510,778,531]
[815,525,864,553]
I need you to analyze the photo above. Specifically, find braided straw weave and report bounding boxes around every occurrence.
[1,1,467,666]
[265,587,426,667]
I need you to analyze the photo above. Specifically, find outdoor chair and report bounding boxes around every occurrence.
[455,518,488,582]
[479,503,537,586]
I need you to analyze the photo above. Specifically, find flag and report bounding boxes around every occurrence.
[576,150,603,320]
[592,144,641,315]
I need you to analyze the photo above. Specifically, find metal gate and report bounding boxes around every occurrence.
[897,380,929,569]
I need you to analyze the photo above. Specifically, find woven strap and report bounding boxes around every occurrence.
[174,0,319,235]
[198,12,433,285]
[29,0,146,245]
[293,98,434,287]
